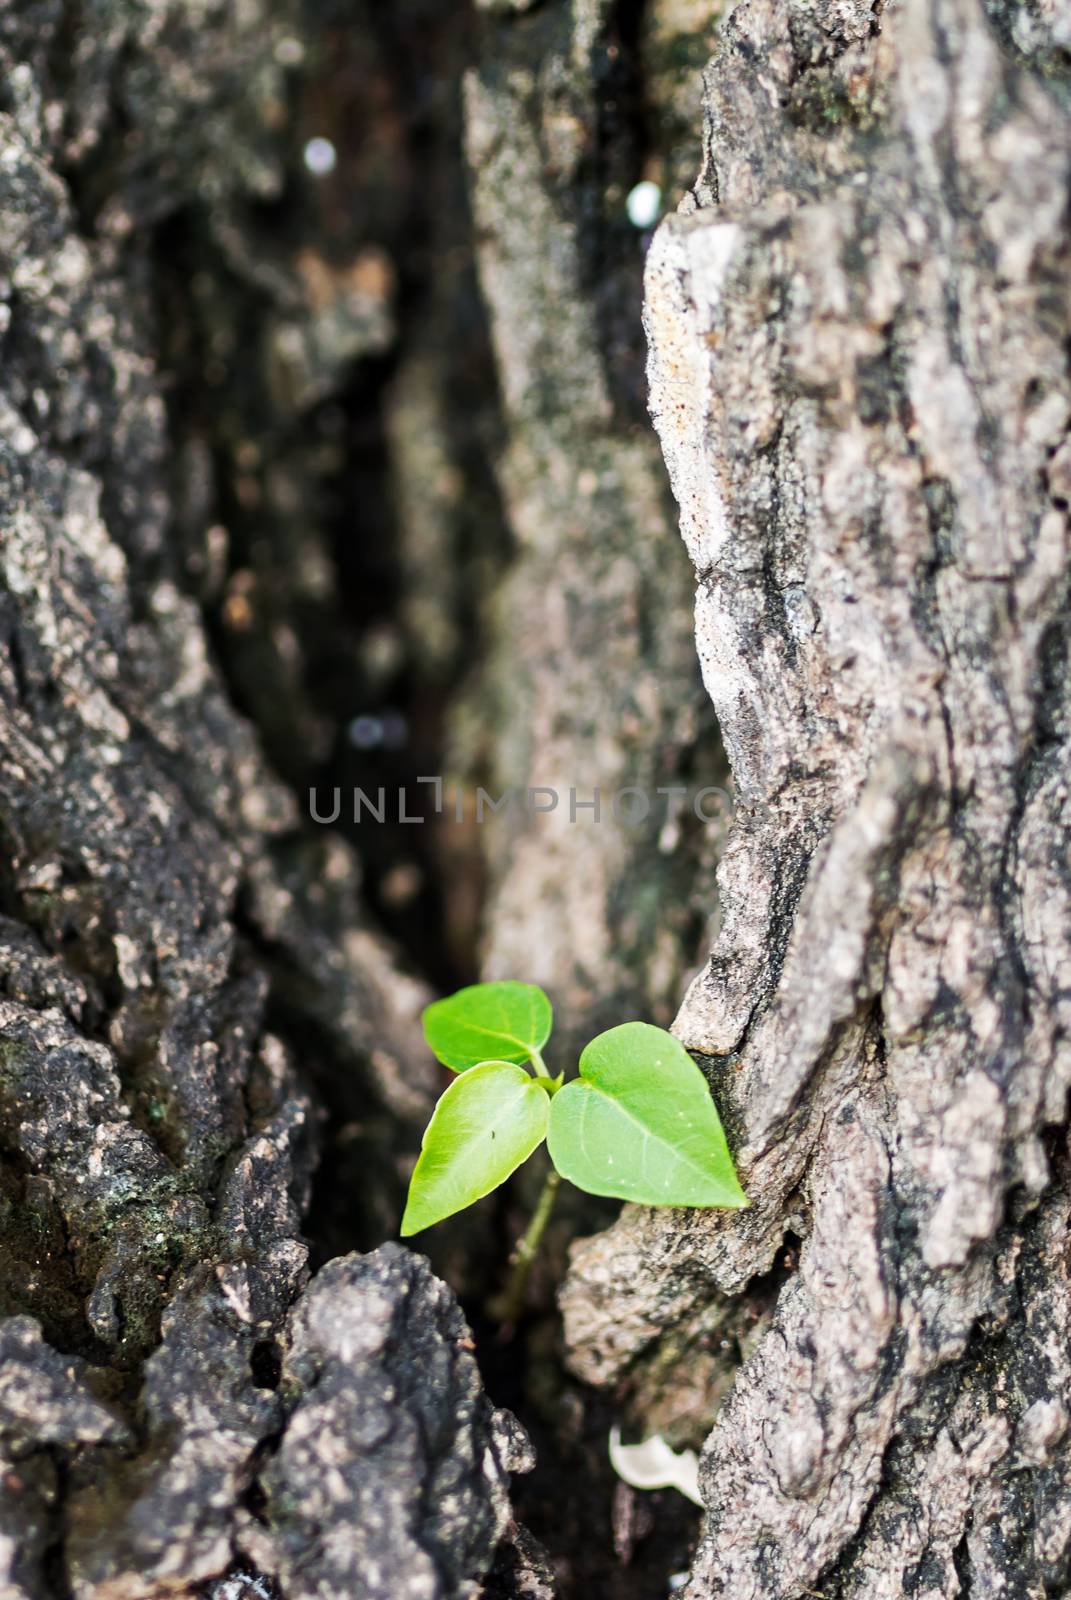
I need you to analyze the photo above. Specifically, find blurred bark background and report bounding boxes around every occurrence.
[0,0,1069,1597]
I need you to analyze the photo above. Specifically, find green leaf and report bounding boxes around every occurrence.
[422,981,552,1072]
[547,1022,746,1209]
[401,1060,549,1234]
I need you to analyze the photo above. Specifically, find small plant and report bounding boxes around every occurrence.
[401,981,745,1315]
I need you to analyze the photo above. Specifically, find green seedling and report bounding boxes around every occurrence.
[401,981,746,1317]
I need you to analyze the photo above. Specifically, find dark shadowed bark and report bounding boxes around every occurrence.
[0,4,538,1597]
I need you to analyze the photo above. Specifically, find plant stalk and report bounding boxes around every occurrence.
[528,1047,550,1078]
[498,1166,560,1328]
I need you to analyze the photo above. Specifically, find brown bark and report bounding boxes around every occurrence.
[462,0,726,1060]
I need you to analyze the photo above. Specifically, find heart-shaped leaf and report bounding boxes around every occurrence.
[422,981,552,1072]
[547,1022,746,1208]
[401,1060,549,1234]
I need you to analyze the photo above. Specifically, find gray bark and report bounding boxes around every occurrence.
[562,0,1071,1596]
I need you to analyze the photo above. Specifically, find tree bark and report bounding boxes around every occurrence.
[462,0,726,1061]
[3,0,1070,1597]
[562,0,1071,1595]
[0,5,539,1597]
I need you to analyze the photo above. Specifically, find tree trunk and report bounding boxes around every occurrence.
[2,0,1070,1597]
[562,0,1071,1595]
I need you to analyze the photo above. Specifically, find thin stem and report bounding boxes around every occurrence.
[498,1167,561,1328]
[528,1047,550,1078]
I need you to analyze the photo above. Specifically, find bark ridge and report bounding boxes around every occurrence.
[563,0,1071,1594]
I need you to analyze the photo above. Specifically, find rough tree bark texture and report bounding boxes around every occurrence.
[563,0,1071,1596]
[1,0,737,1589]
[4,0,1071,1596]
[0,6,542,1597]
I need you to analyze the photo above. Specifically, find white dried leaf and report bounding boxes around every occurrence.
[608,1425,702,1506]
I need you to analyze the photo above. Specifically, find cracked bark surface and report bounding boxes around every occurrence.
[0,5,543,1597]
[562,0,1071,1595]
[0,0,722,1594]
[4,0,1071,1595]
